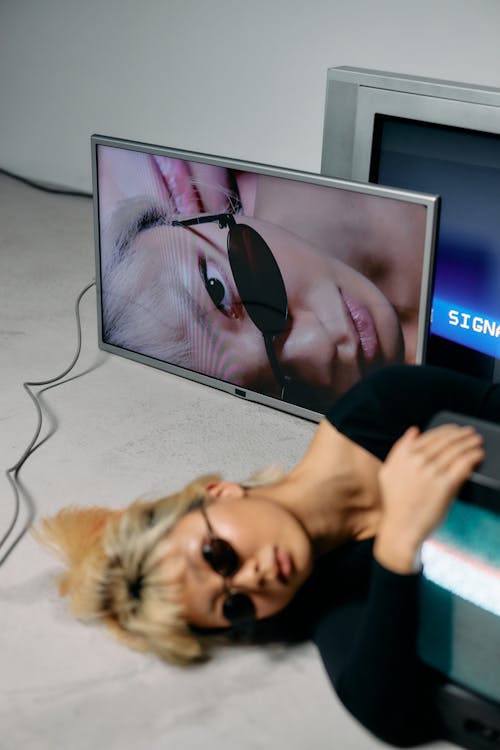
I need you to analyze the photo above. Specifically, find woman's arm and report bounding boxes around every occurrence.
[314,559,439,747]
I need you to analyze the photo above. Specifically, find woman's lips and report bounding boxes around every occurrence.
[275,548,293,583]
[341,292,379,362]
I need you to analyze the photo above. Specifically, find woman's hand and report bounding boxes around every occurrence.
[374,424,484,574]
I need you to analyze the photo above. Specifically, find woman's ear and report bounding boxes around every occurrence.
[205,481,245,501]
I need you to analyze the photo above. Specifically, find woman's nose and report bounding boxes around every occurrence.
[276,299,357,388]
[230,553,274,591]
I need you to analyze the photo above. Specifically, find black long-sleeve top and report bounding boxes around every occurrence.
[313,543,440,746]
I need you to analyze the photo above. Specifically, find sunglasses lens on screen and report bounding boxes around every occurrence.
[228,224,288,336]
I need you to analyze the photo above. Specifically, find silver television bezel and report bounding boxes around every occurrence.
[321,67,500,381]
[321,66,500,182]
[91,133,439,422]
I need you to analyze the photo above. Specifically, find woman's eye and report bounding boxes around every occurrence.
[199,256,239,317]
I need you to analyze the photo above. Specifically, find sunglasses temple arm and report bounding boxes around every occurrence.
[199,501,217,539]
[263,334,288,400]
[172,213,235,229]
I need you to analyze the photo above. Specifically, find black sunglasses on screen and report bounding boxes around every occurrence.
[173,212,322,411]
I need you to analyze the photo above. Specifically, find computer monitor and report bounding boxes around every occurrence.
[92,134,438,421]
[321,66,500,381]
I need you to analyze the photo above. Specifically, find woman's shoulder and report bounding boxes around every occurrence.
[325,366,409,428]
[324,365,434,460]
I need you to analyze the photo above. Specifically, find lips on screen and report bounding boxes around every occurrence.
[96,142,432,415]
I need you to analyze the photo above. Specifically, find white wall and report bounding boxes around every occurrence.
[1,0,500,191]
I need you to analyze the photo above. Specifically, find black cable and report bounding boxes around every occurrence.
[1,279,96,566]
[0,166,92,199]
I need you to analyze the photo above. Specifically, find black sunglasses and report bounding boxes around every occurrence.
[199,499,256,626]
[172,212,322,411]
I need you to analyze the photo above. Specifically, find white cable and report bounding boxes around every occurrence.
[1,279,96,566]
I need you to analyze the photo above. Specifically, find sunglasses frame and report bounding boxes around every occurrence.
[199,500,257,625]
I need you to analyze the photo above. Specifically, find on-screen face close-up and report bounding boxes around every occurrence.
[98,147,408,412]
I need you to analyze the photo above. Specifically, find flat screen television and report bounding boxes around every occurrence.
[321,66,500,382]
[92,134,439,421]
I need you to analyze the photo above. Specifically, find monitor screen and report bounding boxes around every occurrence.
[371,116,500,380]
[420,494,500,704]
[92,135,438,420]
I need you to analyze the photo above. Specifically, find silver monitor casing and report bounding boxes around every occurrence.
[321,66,500,182]
[92,133,439,422]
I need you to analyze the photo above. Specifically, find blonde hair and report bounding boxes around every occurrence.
[37,466,286,665]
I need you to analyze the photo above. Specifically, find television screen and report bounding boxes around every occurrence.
[420,496,500,703]
[92,135,438,420]
[371,116,500,381]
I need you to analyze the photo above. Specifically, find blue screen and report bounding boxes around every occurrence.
[372,118,500,374]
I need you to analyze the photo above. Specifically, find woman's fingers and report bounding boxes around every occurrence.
[409,424,484,474]
[189,164,234,214]
[392,424,483,465]
[377,423,485,562]
[412,423,478,451]
[154,158,234,216]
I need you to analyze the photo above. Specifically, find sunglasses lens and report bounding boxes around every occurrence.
[223,592,256,625]
[202,538,239,578]
[228,224,288,335]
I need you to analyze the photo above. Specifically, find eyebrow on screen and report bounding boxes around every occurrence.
[106,199,228,267]
[111,200,169,261]
[105,199,234,331]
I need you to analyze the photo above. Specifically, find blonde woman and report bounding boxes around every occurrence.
[39,364,499,746]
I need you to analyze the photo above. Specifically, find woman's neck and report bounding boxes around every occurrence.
[246,422,383,557]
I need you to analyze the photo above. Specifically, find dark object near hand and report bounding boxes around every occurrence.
[426,411,500,515]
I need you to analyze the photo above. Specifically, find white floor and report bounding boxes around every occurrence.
[0,172,457,750]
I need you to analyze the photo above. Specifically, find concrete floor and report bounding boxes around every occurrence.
[0,172,457,750]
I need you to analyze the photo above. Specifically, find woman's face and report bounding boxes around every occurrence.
[98,148,404,410]
[159,494,314,629]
